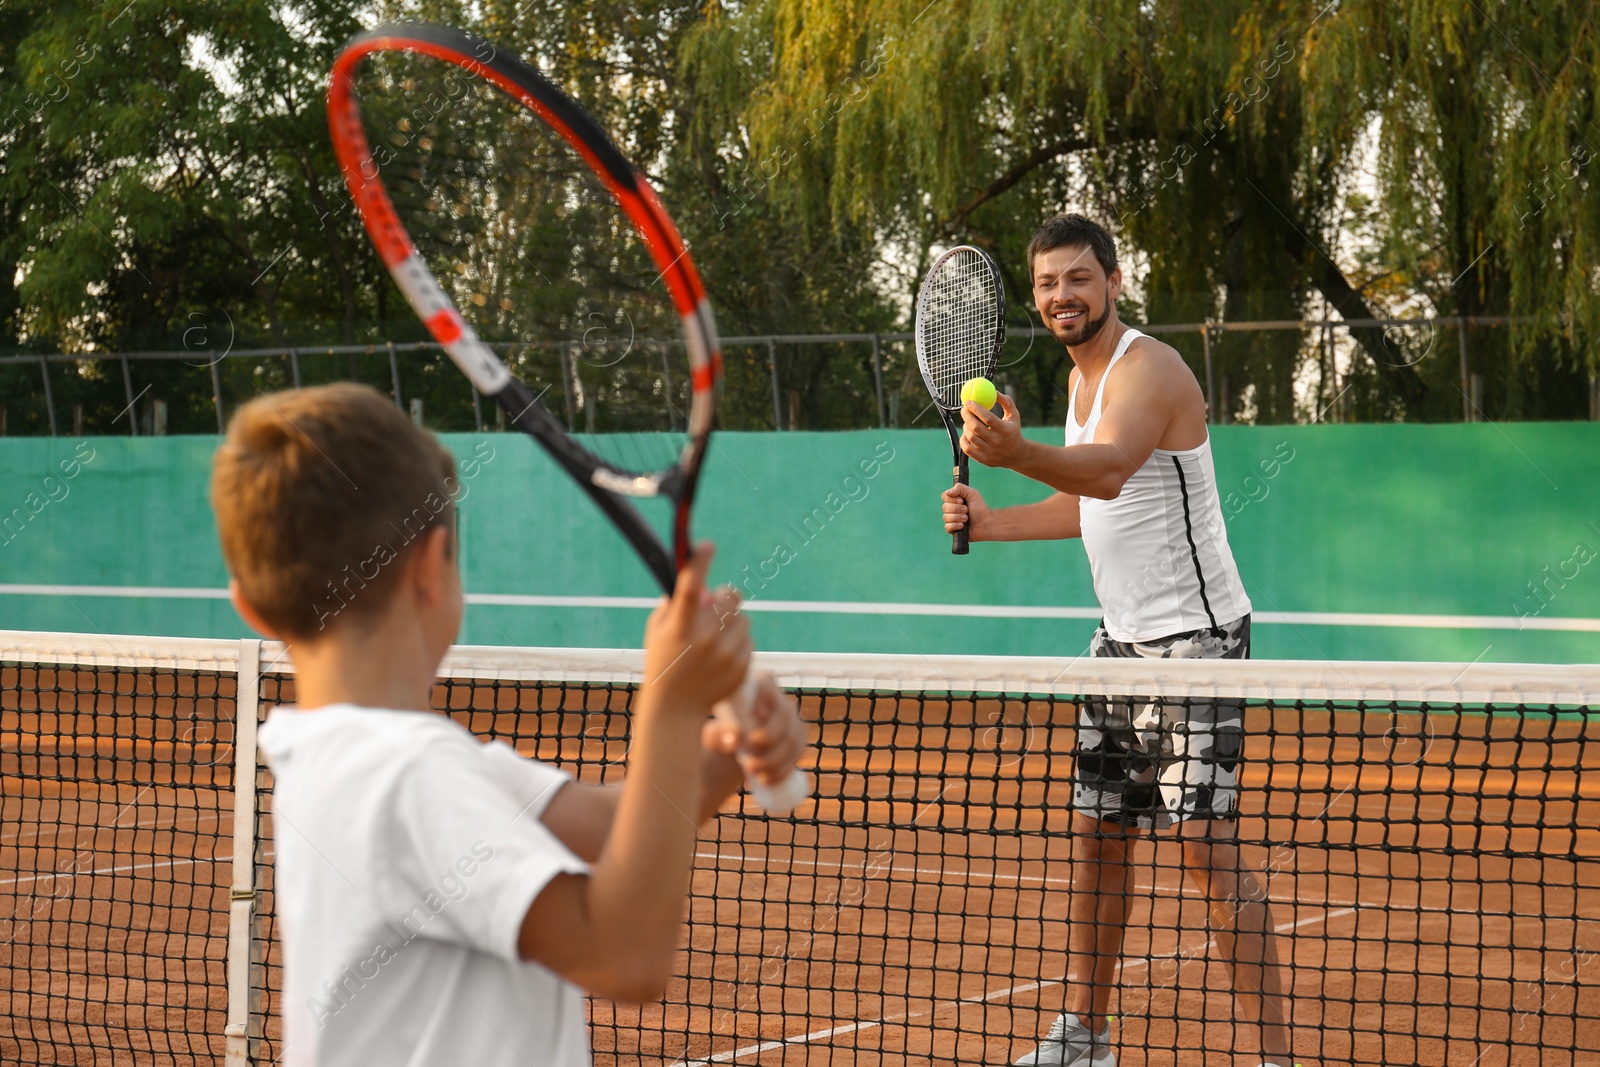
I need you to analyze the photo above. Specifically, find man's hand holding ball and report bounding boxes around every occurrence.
[959,379,1025,469]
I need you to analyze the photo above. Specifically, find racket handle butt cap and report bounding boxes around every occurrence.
[713,677,812,816]
[749,769,811,816]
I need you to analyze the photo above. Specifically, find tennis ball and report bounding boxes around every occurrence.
[961,376,997,409]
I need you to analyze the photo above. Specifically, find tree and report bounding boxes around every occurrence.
[694,0,1599,422]
[2,0,1593,433]
[1305,1,1600,419]
[0,0,898,433]
[0,0,395,433]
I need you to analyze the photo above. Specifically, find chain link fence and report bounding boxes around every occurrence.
[0,318,1593,436]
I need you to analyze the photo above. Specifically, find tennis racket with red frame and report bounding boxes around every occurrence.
[326,21,806,813]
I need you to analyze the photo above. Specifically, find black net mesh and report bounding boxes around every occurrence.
[3,652,1598,1066]
[0,662,236,1066]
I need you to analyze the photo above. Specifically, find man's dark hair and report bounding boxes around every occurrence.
[1027,213,1118,280]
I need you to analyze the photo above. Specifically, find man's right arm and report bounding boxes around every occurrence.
[942,486,1080,542]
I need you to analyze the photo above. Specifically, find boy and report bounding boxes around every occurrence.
[212,383,806,1066]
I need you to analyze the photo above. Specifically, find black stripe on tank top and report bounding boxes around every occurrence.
[1170,455,1222,637]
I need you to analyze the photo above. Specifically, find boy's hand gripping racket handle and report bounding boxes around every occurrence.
[713,674,810,815]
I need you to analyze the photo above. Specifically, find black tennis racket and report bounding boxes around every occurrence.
[914,246,1005,554]
[327,22,806,813]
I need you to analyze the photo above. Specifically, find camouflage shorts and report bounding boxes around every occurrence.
[1070,615,1250,830]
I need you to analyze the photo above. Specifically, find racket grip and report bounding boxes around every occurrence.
[712,674,810,815]
[952,462,970,555]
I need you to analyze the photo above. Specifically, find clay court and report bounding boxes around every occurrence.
[3,657,1597,1066]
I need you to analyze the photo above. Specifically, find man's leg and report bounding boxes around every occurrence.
[1017,653,1153,1066]
[1176,819,1293,1063]
[1061,812,1143,1031]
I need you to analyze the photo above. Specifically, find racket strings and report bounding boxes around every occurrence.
[917,250,1001,408]
[354,51,691,474]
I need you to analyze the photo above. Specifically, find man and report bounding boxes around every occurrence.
[940,214,1291,1067]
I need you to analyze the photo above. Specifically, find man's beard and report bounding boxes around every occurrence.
[1054,292,1112,347]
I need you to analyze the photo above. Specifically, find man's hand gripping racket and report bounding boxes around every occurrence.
[327,22,808,813]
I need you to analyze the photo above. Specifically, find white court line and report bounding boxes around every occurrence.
[670,906,1358,1065]
[0,583,234,600]
[4,583,1598,631]
[2,802,222,847]
[0,854,222,890]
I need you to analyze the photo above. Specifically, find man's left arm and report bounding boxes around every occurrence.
[960,356,1176,499]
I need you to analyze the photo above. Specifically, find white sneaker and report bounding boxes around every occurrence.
[1012,1013,1115,1067]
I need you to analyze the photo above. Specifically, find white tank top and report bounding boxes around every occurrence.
[1065,328,1251,642]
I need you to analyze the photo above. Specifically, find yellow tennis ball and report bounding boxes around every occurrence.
[961,376,997,408]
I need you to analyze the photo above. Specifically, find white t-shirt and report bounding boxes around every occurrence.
[257,705,591,1067]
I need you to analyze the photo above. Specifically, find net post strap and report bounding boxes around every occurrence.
[224,638,263,1067]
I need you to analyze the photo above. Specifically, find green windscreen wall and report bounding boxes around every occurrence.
[1,424,1596,663]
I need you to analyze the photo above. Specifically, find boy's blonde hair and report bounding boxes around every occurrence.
[211,383,457,640]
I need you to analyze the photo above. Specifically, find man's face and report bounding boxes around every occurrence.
[1031,244,1121,348]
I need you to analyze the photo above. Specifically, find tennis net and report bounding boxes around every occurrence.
[2,631,1597,1066]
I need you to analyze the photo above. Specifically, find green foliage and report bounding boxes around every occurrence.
[1302,0,1599,419]
[703,0,1599,422]
[0,0,1594,433]
[0,0,899,433]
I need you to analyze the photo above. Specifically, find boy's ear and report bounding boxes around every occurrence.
[229,578,281,639]
[408,524,456,606]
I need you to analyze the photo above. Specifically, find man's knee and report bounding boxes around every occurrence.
[1182,851,1269,911]
[1071,813,1141,860]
